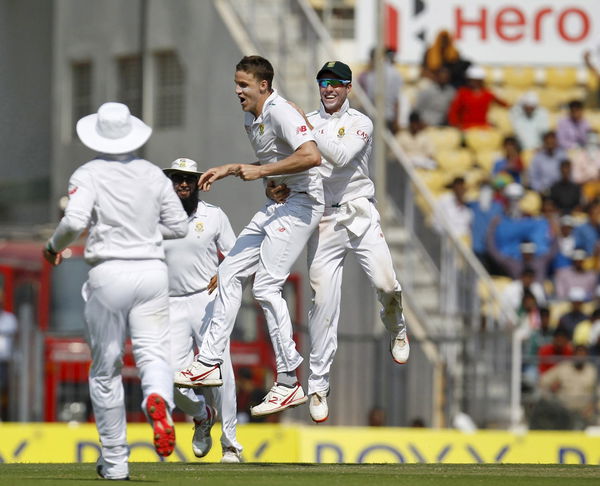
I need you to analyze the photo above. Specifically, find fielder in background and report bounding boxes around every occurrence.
[175,55,324,417]
[43,102,188,480]
[162,157,243,463]
[272,61,410,423]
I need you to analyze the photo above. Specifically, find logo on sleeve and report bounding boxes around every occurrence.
[337,127,345,138]
[357,129,370,142]
[68,186,78,195]
[296,125,308,135]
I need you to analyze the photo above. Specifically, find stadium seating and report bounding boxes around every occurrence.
[502,66,537,89]
[425,126,462,151]
[435,148,474,174]
[464,128,503,152]
[544,66,579,89]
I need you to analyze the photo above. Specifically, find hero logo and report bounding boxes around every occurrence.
[296,125,308,134]
[68,186,78,196]
[453,5,591,43]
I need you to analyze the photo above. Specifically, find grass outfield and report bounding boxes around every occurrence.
[0,463,598,486]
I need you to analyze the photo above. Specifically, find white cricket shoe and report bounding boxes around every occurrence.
[95,456,129,481]
[309,392,329,423]
[192,405,217,458]
[174,360,222,388]
[391,334,410,364]
[221,447,242,463]
[250,382,308,417]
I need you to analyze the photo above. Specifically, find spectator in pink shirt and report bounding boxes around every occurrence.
[556,100,591,150]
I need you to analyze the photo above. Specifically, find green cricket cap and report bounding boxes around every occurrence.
[316,61,352,81]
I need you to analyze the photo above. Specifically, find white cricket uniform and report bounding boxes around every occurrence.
[306,100,407,396]
[163,200,242,453]
[49,154,188,475]
[199,90,324,373]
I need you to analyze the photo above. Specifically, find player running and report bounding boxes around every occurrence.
[163,157,243,463]
[174,55,324,417]
[43,102,188,480]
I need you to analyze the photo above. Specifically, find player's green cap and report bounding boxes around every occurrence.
[316,61,352,81]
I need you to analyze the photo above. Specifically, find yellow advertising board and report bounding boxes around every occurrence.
[0,423,598,464]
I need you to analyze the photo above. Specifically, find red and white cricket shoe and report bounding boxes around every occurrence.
[145,393,176,457]
[250,382,308,417]
[174,361,223,388]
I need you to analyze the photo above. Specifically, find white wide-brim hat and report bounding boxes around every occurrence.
[163,158,203,177]
[76,102,152,155]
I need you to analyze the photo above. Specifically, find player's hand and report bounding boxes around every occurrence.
[266,181,290,203]
[43,244,62,266]
[207,274,218,294]
[198,165,237,191]
[237,164,263,181]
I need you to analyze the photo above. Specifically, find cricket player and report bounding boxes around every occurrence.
[175,55,324,417]
[163,157,243,463]
[43,102,188,480]
[271,61,409,423]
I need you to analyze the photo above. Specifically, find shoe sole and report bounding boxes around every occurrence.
[390,339,410,365]
[250,395,308,417]
[146,393,176,457]
[175,379,223,388]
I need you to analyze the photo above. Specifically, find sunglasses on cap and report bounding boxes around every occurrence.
[171,173,199,184]
[317,79,351,88]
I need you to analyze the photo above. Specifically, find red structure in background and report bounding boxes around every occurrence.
[0,240,302,422]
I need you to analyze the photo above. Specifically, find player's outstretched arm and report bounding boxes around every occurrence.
[238,141,320,181]
[198,164,242,191]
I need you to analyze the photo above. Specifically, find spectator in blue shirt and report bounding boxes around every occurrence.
[573,199,600,256]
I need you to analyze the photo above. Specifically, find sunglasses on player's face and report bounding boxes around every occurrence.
[317,79,351,88]
[171,173,198,184]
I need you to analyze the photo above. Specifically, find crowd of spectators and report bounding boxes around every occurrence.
[361,30,600,429]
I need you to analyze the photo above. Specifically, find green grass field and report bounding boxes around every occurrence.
[0,463,598,486]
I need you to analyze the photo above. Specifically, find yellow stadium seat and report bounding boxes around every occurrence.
[521,148,536,169]
[544,67,578,89]
[586,110,600,133]
[415,169,449,195]
[488,107,513,134]
[474,149,501,172]
[435,149,474,174]
[464,128,503,152]
[425,126,462,151]
[397,64,420,84]
[547,110,563,129]
[496,87,525,105]
[502,66,536,88]
[536,87,586,111]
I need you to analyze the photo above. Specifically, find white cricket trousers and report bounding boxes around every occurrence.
[169,291,242,452]
[306,202,406,395]
[83,259,173,472]
[199,193,324,373]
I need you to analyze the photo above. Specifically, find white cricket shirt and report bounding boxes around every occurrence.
[307,99,375,206]
[163,201,236,296]
[244,90,323,203]
[50,154,188,264]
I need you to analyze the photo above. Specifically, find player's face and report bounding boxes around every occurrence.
[318,76,351,115]
[235,70,268,116]
[171,173,198,201]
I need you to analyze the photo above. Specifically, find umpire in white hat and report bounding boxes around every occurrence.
[43,102,188,479]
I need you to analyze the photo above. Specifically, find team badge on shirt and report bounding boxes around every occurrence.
[195,222,205,232]
[337,127,345,138]
[259,124,265,135]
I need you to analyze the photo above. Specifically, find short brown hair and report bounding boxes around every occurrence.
[236,56,274,89]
